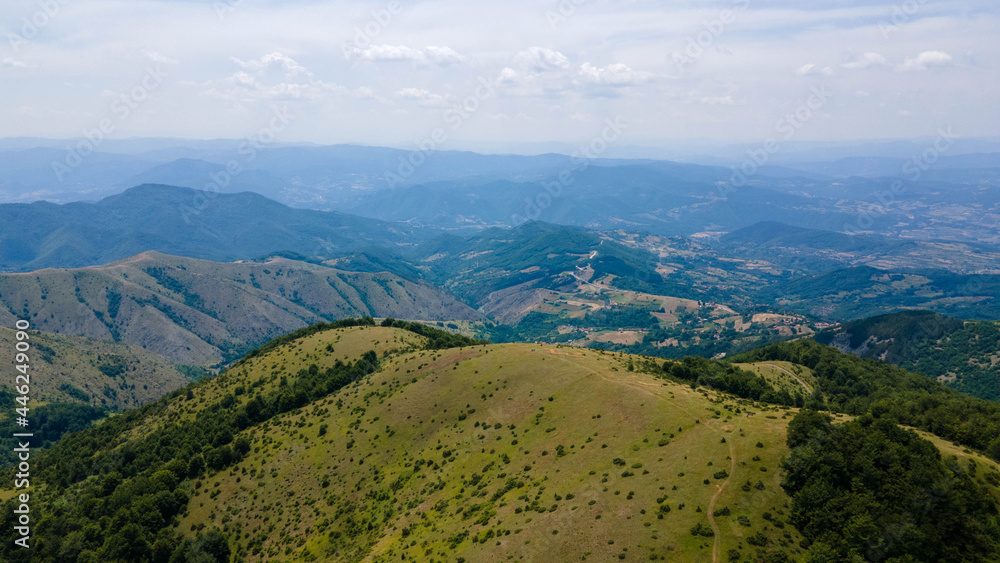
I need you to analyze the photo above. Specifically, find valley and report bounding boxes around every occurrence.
[5,2,1000,560]
[0,144,996,563]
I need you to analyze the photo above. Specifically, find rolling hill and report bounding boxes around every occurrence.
[0,252,479,366]
[333,221,666,313]
[717,221,1000,275]
[0,326,191,409]
[0,184,428,272]
[814,310,1000,400]
[4,320,999,562]
[758,266,1000,321]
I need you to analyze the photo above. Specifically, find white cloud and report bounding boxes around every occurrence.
[353,45,422,63]
[497,67,519,84]
[2,0,997,144]
[897,51,953,71]
[578,62,652,86]
[696,95,738,105]
[514,47,571,72]
[353,87,386,103]
[395,87,447,107]
[347,45,465,66]
[841,52,887,70]
[143,50,179,65]
[795,63,834,77]
[423,46,465,66]
[233,52,314,79]
[205,52,340,104]
[396,87,433,99]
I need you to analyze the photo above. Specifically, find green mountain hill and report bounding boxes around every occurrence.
[758,266,1000,321]
[333,221,668,316]
[0,252,479,367]
[408,222,664,305]
[0,327,191,409]
[814,310,1000,400]
[0,184,428,272]
[4,321,999,562]
[717,222,923,272]
[717,221,1000,275]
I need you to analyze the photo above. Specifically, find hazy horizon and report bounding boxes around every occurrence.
[3,0,998,150]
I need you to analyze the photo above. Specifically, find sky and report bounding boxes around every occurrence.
[1,0,998,151]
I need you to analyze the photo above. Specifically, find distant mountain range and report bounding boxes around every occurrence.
[0,251,479,366]
[718,221,1000,274]
[778,152,1000,179]
[0,143,610,206]
[0,184,427,272]
[2,141,998,244]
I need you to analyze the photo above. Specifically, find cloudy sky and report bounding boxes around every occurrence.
[1,0,997,150]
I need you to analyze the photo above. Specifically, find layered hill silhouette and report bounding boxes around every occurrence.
[0,184,427,272]
[0,252,479,366]
[343,164,857,234]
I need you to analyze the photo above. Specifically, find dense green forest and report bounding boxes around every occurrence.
[486,305,663,344]
[660,355,803,407]
[814,311,1000,400]
[782,411,1000,562]
[731,340,1000,461]
[0,403,107,454]
[759,267,1000,321]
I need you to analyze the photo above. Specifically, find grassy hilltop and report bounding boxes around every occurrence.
[3,320,999,562]
[185,336,804,561]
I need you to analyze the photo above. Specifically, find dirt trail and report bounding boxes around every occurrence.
[546,348,586,358]
[706,425,737,563]
[765,363,812,393]
[546,349,667,401]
